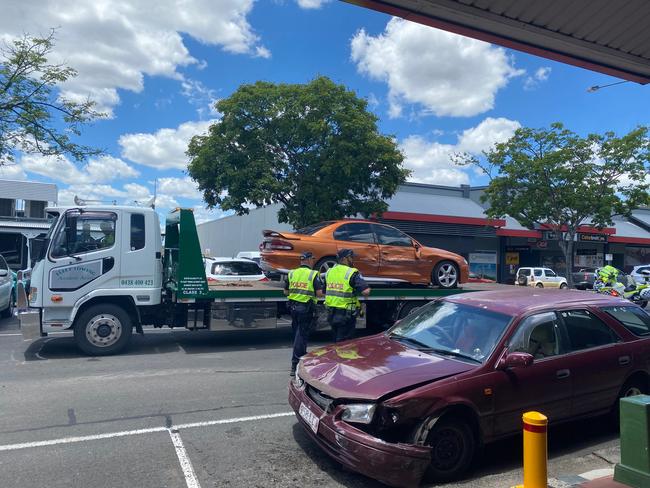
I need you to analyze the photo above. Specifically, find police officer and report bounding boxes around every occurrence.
[284,252,323,376]
[325,249,370,343]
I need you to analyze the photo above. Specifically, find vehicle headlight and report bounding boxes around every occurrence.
[292,370,304,389]
[29,287,37,303]
[340,403,376,424]
[462,258,468,265]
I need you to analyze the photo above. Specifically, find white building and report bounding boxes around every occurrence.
[0,179,58,270]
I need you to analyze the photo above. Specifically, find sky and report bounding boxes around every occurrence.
[1,0,649,224]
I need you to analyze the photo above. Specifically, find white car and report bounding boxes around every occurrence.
[0,254,13,318]
[204,257,268,283]
[515,267,568,289]
[631,265,650,285]
[235,251,262,264]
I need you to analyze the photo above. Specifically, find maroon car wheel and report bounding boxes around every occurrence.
[424,417,475,482]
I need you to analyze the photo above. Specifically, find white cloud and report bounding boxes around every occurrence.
[119,120,213,169]
[524,66,552,90]
[401,117,520,185]
[351,17,523,118]
[0,164,27,180]
[296,0,329,9]
[457,117,521,154]
[0,0,268,114]
[157,177,202,199]
[19,154,139,184]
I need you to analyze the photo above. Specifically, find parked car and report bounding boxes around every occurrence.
[572,267,599,290]
[236,251,262,264]
[260,220,469,288]
[0,254,13,318]
[468,272,495,283]
[204,257,268,283]
[631,265,650,285]
[289,289,650,487]
[515,267,568,288]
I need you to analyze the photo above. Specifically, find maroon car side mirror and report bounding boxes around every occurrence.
[499,352,534,370]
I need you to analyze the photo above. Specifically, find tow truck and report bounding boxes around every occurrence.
[17,205,489,355]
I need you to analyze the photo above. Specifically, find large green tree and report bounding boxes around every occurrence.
[187,76,409,228]
[456,123,650,286]
[0,31,103,165]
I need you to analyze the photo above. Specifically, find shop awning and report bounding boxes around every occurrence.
[346,0,650,83]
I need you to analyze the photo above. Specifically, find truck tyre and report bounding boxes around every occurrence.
[432,261,459,289]
[73,304,133,356]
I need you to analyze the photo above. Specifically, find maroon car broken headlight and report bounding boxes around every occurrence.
[340,403,377,424]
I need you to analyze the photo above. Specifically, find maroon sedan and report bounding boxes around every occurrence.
[288,289,650,487]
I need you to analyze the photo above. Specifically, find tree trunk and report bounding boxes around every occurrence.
[558,231,576,288]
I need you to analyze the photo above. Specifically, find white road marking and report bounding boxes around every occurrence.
[169,429,202,488]
[0,411,294,452]
[0,332,71,337]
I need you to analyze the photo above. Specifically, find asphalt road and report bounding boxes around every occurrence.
[0,315,622,488]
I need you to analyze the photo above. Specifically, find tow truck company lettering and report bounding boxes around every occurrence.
[50,261,102,289]
[121,279,154,287]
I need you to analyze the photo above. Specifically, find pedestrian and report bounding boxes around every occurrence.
[284,251,323,376]
[325,249,371,343]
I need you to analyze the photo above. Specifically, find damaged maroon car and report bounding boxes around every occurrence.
[288,289,650,487]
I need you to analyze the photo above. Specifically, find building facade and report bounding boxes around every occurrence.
[196,183,650,283]
[0,179,58,270]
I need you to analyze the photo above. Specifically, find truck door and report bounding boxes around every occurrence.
[118,211,162,305]
[42,210,120,325]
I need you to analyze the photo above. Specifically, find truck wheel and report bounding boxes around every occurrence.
[432,261,459,289]
[73,304,133,356]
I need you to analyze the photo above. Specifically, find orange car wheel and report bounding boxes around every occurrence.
[432,261,459,289]
[315,256,337,276]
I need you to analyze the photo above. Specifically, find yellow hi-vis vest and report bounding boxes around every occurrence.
[325,264,359,310]
[288,267,318,304]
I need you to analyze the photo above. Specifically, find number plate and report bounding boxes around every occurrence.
[299,402,319,434]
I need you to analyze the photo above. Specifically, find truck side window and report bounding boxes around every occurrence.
[51,212,117,258]
[130,214,145,251]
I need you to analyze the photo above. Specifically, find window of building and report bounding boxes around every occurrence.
[130,214,145,251]
[602,306,650,337]
[333,223,376,244]
[373,224,413,247]
[560,309,619,351]
[51,212,117,258]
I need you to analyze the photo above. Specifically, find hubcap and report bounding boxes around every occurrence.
[437,264,457,287]
[625,386,643,397]
[431,427,464,471]
[319,260,337,276]
[86,314,122,348]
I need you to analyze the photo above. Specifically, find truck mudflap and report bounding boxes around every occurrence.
[15,273,43,341]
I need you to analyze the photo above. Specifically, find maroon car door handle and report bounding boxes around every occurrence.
[618,356,631,366]
[556,369,571,379]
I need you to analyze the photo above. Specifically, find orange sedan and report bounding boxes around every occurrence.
[259,220,469,288]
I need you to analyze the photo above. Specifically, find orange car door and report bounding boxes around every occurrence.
[372,224,423,283]
[332,223,379,277]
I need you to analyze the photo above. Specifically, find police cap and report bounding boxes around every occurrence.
[337,249,354,260]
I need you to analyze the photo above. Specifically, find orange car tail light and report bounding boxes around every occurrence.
[265,239,294,251]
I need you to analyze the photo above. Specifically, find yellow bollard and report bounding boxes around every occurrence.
[513,411,548,488]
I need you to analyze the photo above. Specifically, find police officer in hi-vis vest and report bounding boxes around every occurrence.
[284,252,323,376]
[325,249,370,343]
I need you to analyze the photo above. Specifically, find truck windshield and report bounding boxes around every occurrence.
[50,211,117,258]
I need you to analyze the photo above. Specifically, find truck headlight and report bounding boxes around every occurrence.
[28,287,37,303]
[340,403,376,424]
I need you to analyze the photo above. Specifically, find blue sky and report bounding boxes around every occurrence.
[1,0,649,222]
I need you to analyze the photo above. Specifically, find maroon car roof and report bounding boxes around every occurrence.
[446,288,628,316]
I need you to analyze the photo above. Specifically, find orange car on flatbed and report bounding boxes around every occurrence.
[259,220,469,288]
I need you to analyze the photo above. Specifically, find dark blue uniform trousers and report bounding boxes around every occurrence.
[328,308,357,343]
[291,302,315,369]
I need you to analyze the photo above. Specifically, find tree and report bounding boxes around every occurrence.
[0,31,103,165]
[456,123,650,287]
[187,76,409,228]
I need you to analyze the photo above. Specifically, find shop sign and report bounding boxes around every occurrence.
[536,241,548,249]
[469,252,497,264]
[579,234,607,243]
[542,231,559,240]
[505,252,519,265]
[576,249,598,255]
[506,246,530,252]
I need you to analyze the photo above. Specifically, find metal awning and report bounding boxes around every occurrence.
[346,0,650,83]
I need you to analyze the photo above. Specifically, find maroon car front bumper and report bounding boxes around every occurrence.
[288,382,431,488]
